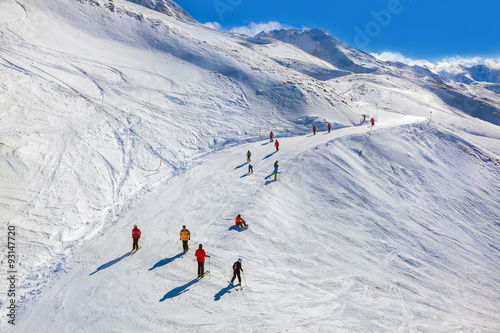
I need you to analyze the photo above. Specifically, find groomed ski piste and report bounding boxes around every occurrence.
[1,0,500,332]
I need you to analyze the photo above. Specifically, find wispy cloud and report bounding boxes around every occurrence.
[370,51,433,67]
[203,21,291,37]
[371,52,500,74]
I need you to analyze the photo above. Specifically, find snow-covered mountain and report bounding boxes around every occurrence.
[1,0,499,332]
[256,28,387,74]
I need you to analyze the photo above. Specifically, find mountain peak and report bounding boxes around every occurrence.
[257,28,380,74]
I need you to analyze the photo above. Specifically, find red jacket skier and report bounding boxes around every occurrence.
[327,123,331,133]
[270,131,274,142]
[131,225,141,252]
[371,118,375,126]
[313,125,317,135]
[275,140,279,151]
[195,244,210,278]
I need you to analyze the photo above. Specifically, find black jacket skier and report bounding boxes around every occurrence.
[230,258,244,285]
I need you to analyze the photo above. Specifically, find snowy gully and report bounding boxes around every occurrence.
[6,225,16,325]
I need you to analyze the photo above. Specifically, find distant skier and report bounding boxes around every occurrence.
[327,123,331,133]
[370,117,375,126]
[313,125,317,135]
[275,140,279,152]
[195,244,210,278]
[246,150,252,163]
[235,214,248,229]
[132,224,141,252]
[230,258,244,286]
[248,164,253,174]
[269,131,274,142]
[362,114,367,122]
[180,225,190,254]
[273,160,279,181]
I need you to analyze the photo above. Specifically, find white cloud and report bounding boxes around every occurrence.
[371,52,500,74]
[202,21,290,37]
[370,51,433,67]
[485,58,500,70]
[203,22,222,31]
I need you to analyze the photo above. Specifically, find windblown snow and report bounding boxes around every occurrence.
[0,0,499,332]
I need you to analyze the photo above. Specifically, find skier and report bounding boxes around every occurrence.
[132,224,141,252]
[180,225,190,254]
[230,258,244,286]
[273,160,279,181]
[313,125,316,135]
[235,214,248,229]
[248,164,253,174]
[275,140,279,152]
[246,150,251,163]
[269,131,274,142]
[327,123,331,133]
[370,117,375,126]
[362,114,366,122]
[195,244,210,278]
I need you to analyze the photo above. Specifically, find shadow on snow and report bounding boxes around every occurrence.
[159,278,200,301]
[89,253,130,275]
[228,225,247,232]
[214,284,237,301]
[262,151,277,160]
[149,253,183,271]
[235,162,247,169]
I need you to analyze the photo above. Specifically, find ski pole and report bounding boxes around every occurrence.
[209,257,211,280]
[242,270,247,287]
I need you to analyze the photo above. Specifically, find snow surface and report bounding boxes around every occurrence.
[1,0,499,332]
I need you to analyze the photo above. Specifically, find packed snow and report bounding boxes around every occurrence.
[0,0,499,332]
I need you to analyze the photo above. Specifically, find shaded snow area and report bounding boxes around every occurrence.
[0,0,499,332]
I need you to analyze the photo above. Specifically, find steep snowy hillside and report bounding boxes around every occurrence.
[1,0,499,332]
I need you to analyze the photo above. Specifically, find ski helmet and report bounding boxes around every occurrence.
[199,244,203,248]
[134,224,137,228]
[183,225,186,228]
[238,258,242,262]
[237,214,241,217]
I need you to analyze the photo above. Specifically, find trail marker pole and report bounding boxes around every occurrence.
[156,159,162,172]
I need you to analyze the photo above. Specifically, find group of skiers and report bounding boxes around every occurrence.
[131,220,244,284]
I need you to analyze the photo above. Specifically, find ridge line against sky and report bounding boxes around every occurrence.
[174,0,500,68]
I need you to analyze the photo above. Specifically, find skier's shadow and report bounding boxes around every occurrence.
[262,151,277,160]
[89,253,129,275]
[159,278,199,301]
[214,284,236,301]
[228,225,247,232]
[235,162,247,170]
[261,141,272,146]
[149,253,183,271]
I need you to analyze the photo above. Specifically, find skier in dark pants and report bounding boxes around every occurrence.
[275,140,279,152]
[273,161,279,181]
[327,123,331,133]
[270,131,274,142]
[132,224,141,252]
[248,164,253,174]
[371,118,375,126]
[195,244,210,278]
[246,150,252,163]
[230,258,244,286]
[313,125,317,135]
[180,225,190,253]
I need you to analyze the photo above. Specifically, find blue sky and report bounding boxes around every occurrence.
[175,0,500,63]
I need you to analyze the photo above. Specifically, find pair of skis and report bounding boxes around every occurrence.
[128,247,141,256]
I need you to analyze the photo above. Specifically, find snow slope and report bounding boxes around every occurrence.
[1,0,499,332]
